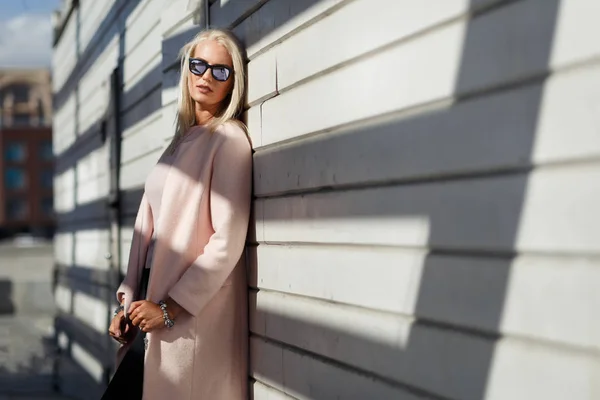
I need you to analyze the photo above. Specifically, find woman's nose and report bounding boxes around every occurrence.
[202,67,214,82]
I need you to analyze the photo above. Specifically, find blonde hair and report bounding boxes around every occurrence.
[167,29,246,154]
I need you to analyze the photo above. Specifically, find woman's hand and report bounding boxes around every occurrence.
[128,301,165,332]
[108,309,130,344]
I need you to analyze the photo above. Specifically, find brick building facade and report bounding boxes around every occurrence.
[0,69,54,237]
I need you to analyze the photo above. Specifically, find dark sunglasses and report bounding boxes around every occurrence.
[188,57,233,82]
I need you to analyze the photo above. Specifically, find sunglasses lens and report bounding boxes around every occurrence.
[190,60,208,76]
[212,67,230,81]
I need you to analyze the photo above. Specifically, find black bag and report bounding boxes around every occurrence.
[101,269,150,400]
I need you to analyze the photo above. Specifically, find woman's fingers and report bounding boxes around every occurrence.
[108,314,123,337]
[131,311,144,327]
[128,300,143,315]
[108,321,127,344]
[129,307,140,323]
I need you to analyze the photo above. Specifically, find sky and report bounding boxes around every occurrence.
[0,0,62,68]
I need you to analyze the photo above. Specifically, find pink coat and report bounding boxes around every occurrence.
[116,122,252,400]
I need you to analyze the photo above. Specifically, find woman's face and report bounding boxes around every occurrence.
[187,40,234,111]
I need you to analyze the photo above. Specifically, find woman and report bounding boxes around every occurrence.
[104,28,251,400]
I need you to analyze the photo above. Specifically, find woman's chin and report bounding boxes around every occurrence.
[192,94,219,108]
[192,93,211,103]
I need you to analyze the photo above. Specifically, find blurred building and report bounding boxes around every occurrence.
[51,1,600,400]
[0,69,54,238]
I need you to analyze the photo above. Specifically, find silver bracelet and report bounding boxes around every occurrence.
[113,304,124,317]
[158,300,175,328]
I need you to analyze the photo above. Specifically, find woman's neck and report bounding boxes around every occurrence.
[194,103,220,126]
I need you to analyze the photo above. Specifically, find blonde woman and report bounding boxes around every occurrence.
[103,29,251,400]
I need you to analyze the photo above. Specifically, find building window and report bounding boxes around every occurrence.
[5,167,26,189]
[41,197,54,217]
[4,142,26,162]
[12,114,30,126]
[41,170,53,188]
[39,141,53,160]
[11,84,29,103]
[5,198,28,220]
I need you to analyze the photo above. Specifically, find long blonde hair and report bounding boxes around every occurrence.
[166,29,246,154]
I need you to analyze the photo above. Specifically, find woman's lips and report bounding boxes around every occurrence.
[196,84,212,93]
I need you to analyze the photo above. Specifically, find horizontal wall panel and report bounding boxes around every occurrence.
[249,245,424,314]
[72,291,110,334]
[158,105,178,146]
[254,63,600,196]
[77,88,109,136]
[122,22,162,89]
[55,264,113,302]
[76,174,110,206]
[244,104,262,148]
[54,191,75,214]
[76,145,109,182]
[161,65,180,107]
[73,229,110,270]
[159,103,178,142]
[252,290,599,400]
[54,119,77,156]
[55,284,73,314]
[55,233,74,266]
[79,0,118,52]
[257,164,600,254]
[52,11,78,90]
[251,381,297,400]
[53,92,77,127]
[120,85,162,133]
[71,343,104,384]
[160,0,192,38]
[53,9,76,73]
[77,36,119,105]
[121,109,164,164]
[160,7,198,72]
[483,337,600,400]
[55,168,76,195]
[53,96,77,155]
[250,245,600,350]
[251,337,425,400]
[232,0,346,58]
[119,237,133,276]
[54,169,76,213]
[210,0,268,31]
[247,51,277,105]
[124,0,162,55]
[119,148,162,190]
[55,313,117,369]
[122,62,163,113]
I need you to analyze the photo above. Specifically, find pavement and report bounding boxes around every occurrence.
[0,241,72,400]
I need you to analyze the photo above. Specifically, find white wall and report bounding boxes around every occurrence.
[53,0,600,399]
[212,0,600,399]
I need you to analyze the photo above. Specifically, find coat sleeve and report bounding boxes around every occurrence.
[116,193,154,307]
[168,127,252,317]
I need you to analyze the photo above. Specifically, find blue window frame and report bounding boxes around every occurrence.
[5,198,27,220]
[40,141,53,160]
[4,142,26,162]
[41,170,53,188]
[5,167,26,189]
